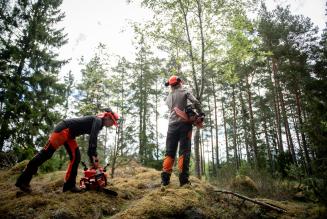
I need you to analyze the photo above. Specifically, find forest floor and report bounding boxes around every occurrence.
[0,160,325,219]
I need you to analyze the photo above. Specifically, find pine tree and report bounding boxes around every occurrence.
[0,0,67,157]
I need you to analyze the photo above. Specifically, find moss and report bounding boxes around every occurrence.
[0,162,325,219]
[230,175,259,196]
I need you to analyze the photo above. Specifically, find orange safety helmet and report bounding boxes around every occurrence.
[97,108,120,127]
[165,75,182,87]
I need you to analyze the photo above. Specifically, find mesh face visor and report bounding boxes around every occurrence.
[97,111,120,127]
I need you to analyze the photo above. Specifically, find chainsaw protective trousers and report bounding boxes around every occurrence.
[16,123,80,190]
[161,122,192,185]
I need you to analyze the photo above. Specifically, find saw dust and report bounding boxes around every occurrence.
[0,160,325,219]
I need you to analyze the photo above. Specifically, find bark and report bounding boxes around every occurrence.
[222,100,229,163]
[111,126,120,178]
[232,85,239,169]
[212,78,220,168]
[194,128,201,178]
[271,58,283,153]
[292,108,307,173]
[295,90,312,175]
[155,80,159,160]
[195,0,205,98]
[263,118,274,173]
[207,96,216,175]
[178,0,199,95]
[201,130,205,176]
[239,86,250,163]
[279,87,297,164]
[138,67,144,162]
[245,73,259,167]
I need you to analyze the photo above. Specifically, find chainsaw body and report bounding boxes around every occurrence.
[79,161,108,190]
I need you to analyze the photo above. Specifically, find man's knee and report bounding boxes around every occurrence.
[162,155,174,173]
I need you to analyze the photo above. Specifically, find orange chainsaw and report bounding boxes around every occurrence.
[174,105,205,128]
[79,161,117,196]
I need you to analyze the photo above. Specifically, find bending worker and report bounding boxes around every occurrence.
[15,108,119,193]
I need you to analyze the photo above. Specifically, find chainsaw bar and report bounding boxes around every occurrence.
[174,106,204,128]
[174,107,190,122]
[101,188,118,196]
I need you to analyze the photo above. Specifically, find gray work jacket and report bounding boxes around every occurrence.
[165,85,202,125]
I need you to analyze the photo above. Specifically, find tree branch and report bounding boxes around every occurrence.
[214,189,287,213]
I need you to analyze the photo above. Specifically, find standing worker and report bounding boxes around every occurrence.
[161,76,204,187]
[15,108,119,193]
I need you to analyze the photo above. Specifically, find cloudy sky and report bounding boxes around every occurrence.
[58,0,326,80]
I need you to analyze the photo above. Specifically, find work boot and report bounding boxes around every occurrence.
[63,181,82,193]
[15,173,32,193]
[161,172,171,186]
[63,185,82,193]
[179,173,191,187]
[15,182,32,193]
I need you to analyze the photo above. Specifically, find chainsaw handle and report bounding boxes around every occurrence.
[103,163,110,172]
[81,161,88,171]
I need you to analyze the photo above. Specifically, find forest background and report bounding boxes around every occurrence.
[1,0,327,204]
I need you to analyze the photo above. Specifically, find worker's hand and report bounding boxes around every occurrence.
[93,161,99,169]
[90,156,99,169]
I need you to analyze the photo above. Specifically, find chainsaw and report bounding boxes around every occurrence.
[79,161,118,196]
[174,105,205,128]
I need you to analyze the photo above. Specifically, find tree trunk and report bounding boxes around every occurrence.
[245,73,259,167]
[195,0,205,98]
[212,78,220,169]
[291,107,307,173]
[201,130,205,176]
[178,0,204,179]
[120,67,125,156]
[271,58,284,154]
[111,126,120,178]
[138,78,144,163]
[239,85,250,163]
[263,118,274,173]
[194,128,201,178]
[222,100,229,163]
[142,89,148,163]
[232,85,239,169]
[207,95,216,176]
[295,90,312,175]
[155,80,159,160]
[279,86,297,164]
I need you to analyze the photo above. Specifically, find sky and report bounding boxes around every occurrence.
[58,0,326,80]
[58,0,153,79]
